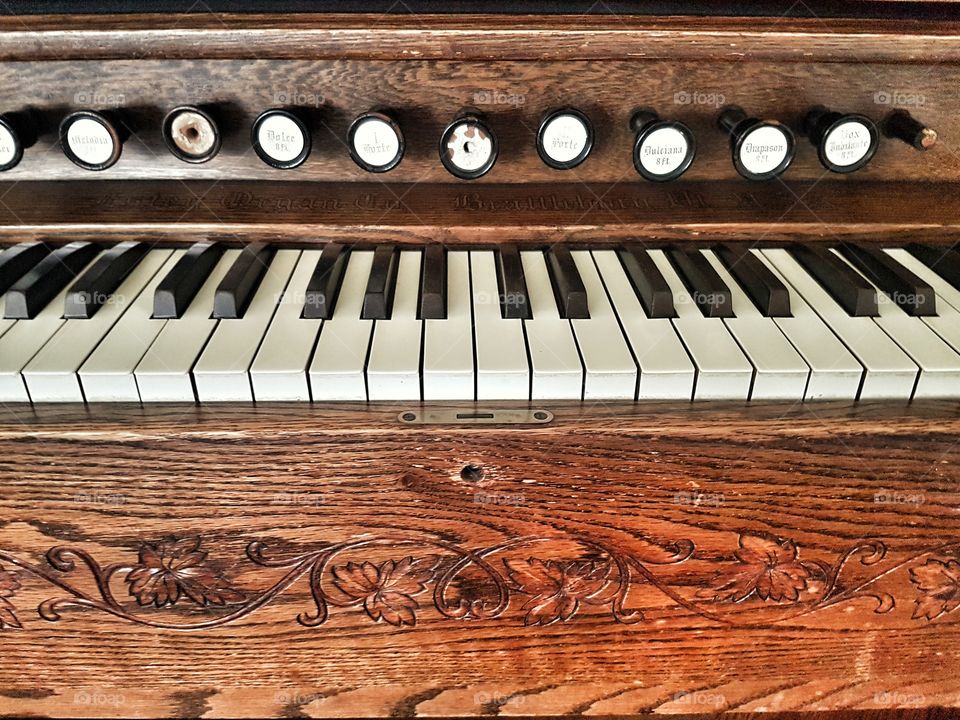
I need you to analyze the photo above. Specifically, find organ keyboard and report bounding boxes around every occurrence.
[3,240,960,404]
[2,6,960,720]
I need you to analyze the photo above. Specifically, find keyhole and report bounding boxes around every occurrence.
[460,464,485,482]
[462,141,473,154]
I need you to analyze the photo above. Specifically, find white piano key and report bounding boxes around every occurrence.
[593,250,695,399]
[751,250,863,400]
[832,249,960,399]
[366,250,423,400]
[649,249,753,400]
[309,251,374,401]
[520,250,582,400]
[569,250,636,399]
[0,295,13,339]
[77,250,184,402]
[23,250,172,402]
[249,250,323,401]
[0,251,103,402]
[422,251,474,400]
[701,249,809,400]
[471,250,529,400]
[134,249,240,402]
[762,249,918,400]
[192,249,298,402]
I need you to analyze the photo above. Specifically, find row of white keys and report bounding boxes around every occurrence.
[761,249,918,399]
[830,249,960,398]
[471,250,528,400]
[422,251,474,400]
[309,251,374,401]
[23,250,173,402]
[0,252,104,402]
[79,250,185,402]
[885,248,960,353]
[570,250,636,399]
[750,250,864,399]
[649,249,753,400]
[134,249,240,402]
[520,250,582,400]
[366,250,423,400]
[193,249,299,401]
[701,249,810,400]
[592,250,695,399]
[249,250,323,401]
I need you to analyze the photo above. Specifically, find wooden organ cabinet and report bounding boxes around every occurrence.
[0,5,959,718]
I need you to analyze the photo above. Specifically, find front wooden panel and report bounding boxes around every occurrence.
[1,402,959,717]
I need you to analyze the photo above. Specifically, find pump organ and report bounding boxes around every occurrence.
[0,8,959,719]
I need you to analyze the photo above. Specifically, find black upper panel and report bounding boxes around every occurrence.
[0,0,953,19]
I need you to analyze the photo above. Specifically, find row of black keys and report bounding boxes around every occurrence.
[1,238,958,321]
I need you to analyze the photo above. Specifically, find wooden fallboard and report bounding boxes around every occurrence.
[0,400,958,717]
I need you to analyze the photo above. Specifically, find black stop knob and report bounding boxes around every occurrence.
[802,106,879,173]
[59,109,127,171]
[717,105,795,181]
[630,109,696,182]
[0,108,38,172]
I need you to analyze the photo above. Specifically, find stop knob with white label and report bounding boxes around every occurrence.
[251,108,311,170]
[630,109,696,182]
[717,105,796,181]
[347,111,404,173]
[802,106,879,173]
[439,112,497,180]
[0,109,37,172]
[536,108,593,169]
[59,110,126,171]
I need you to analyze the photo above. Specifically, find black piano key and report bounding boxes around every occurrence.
[837,242,936,317]
[906,243,960,292]
[5,241,100,319]
[213,241,275,319]
[666,247,734,318]
[64,240,150,319]
[0,241,50,296]
[362,245,398,320]
[303,242,347,320]
[153,241,224,319]
[714,244,791,317]
[546,245,589,319]
[495,244,530,320]
[419,244,447,320]
[789,244,878,317]
[618,246,675,318]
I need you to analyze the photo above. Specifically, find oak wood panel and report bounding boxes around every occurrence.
[0,401,958,717]
[0,14,959,63]
[0,57,951,184]
[0,180,954,245]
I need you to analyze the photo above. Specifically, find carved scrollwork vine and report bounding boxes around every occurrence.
[0,531,957,631]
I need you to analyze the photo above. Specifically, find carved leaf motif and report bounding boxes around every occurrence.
[332,556,439,627]
[910,558,960,621]
[0,566,21,629]
[505,558,611,625]
[126,537,244,608]
[698,533,811,603]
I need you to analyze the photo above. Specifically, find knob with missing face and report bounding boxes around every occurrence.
[163,105,221,163]
[439,112,497,180]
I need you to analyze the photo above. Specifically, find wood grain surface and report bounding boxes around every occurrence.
[0,400,959,717]
[0,180,957,246]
